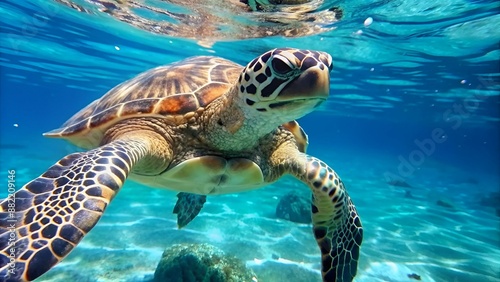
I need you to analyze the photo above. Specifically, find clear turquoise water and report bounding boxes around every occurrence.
[0,0,499,281]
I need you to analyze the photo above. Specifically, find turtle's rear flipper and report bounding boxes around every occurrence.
[173,192,206,228]
[0,140,146,281]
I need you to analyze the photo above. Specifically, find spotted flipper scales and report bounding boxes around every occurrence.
[173,192,207,228]
[304,155,363,281]
[0,140,147,281]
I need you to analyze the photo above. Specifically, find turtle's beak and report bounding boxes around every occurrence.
[277,53,331,102]
[279,68,330,101]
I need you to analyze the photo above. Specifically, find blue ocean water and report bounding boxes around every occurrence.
[0,0,499,281]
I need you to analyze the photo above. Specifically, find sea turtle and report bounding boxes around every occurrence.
[0,48,363,281]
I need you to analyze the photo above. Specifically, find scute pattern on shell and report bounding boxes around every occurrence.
[50,56,243,137]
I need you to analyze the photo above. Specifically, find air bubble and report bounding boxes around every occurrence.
[364,17,373,27]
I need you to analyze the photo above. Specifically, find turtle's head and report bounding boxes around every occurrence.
[237,48,332,124]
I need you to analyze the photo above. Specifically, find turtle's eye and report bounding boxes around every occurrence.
[272,56,293,75]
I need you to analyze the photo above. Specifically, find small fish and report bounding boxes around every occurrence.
[436,200,454,209]
[408,273,421,280]
[387,179,412,188]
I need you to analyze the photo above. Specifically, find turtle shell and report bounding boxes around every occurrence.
[44,56,242,149]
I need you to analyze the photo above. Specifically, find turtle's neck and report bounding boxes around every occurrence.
[200,86,280,152]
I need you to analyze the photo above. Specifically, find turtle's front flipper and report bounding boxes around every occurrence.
[304,155,362,281]
[270,146,362,282]
[173,192,207,228]
[0,139,150,281]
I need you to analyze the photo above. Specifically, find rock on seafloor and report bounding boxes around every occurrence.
[154,243,257,282]
[275,191,312,224]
